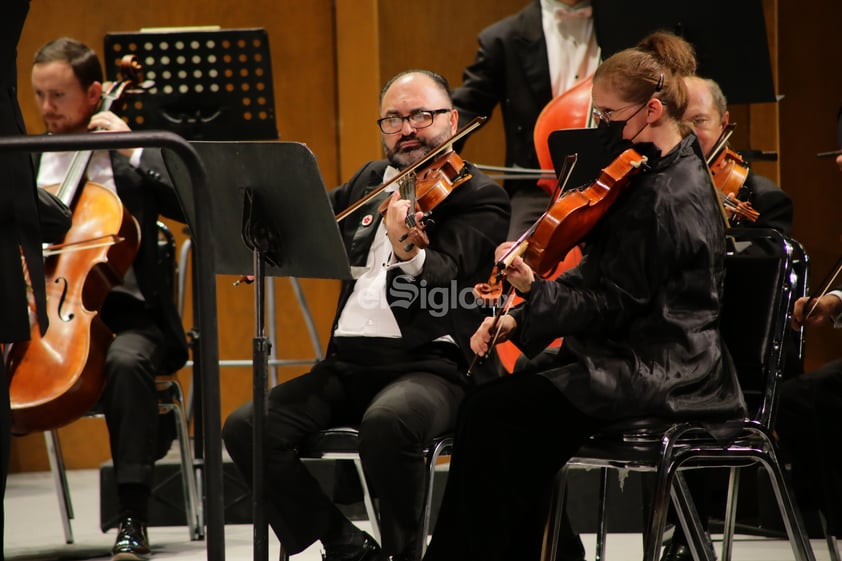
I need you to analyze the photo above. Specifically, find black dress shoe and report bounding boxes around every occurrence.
[661,542,692,561]
[111,517,151,561]
[322,531,387,561]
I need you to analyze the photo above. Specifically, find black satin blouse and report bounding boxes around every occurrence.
[511,134,746,421]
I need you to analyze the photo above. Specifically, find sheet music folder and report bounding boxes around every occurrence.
[164,141,351,279]
[546,128,613,192]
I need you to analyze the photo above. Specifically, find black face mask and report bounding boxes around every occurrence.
[596,119,633,159]
[596,103,648,159]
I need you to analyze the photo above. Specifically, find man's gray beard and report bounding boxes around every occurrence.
[383,130,451,169]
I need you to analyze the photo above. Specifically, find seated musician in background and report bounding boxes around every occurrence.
[683,75,792,234]
[421,31,746,561]
[1,2,72,558]
[30,37,188,561]
[659,74,798,561]
[222,69,509,561]
[451,0,598,239]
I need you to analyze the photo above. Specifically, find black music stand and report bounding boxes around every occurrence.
[104,28,277,140]
[592,0,775,104]
[164,141,351,561]
[546,128,613,192]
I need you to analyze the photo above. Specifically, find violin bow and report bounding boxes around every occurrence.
[804,253,842,321]
[705,122,737,166]
[335,116,487,223]
[467,241,529,377]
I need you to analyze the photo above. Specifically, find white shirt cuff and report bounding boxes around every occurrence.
[386,248,426,276]
[829,290,842,328]
[128,147,144,168]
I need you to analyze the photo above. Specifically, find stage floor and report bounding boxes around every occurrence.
[4,468,835,560]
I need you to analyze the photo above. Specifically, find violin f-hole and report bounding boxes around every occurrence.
[54,276,75,322]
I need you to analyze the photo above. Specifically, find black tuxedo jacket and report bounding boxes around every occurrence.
[328,160,510,383]
[452,0,551,196]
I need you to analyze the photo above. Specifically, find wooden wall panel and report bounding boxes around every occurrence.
[779,0,842,371]
[377,0,528,169]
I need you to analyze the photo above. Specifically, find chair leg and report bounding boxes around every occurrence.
[671,471,716,561]
[819,511,842,561]
[644,444,684,561]
[756,450,816,561]
[540,468,569,561]
[166,382,205,540]
[595,468,608,561]
[419,438,451,556]
[720,467,740,561]
[44,430,74,544]
[352,458,381,543]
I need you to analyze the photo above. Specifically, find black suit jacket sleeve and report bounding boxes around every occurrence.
[36,188,71,242]
[743,171,793,235]
[451,0,551,178]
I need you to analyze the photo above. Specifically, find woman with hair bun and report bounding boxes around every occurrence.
[421,31,745,561]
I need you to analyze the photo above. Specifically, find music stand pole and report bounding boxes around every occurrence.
[248,229,270,561]
[162,141,351,561]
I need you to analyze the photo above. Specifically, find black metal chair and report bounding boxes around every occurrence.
[284,427,452,560]
[541,228,816,561]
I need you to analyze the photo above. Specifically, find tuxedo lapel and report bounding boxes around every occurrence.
[513,2,553,106]
[345,167,388,268]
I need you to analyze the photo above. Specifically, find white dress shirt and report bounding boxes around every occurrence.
[540,0,600,96]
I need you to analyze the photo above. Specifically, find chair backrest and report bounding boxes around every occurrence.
[719,227,803,428]
[156,220,179,304]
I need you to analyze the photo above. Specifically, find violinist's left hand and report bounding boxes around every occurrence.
[383,191,422,261]
[89,111,136,158]
[835,153,842,172]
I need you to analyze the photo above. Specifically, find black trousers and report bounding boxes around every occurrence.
[775,358,842,535]
[222,338,465,558]
[422,373,607,561]
[100,294,169,493]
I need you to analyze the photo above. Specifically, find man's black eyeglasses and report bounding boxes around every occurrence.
[377,109,451,134]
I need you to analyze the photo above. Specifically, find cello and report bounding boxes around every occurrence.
[533,74,594,195]
[6,56,144,434]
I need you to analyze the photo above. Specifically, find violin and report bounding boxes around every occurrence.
[476,147,648,300]
[706,123,759,224]
[376,150,472,251]
[6,56,145,434]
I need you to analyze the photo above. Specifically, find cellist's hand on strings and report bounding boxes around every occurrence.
[383,191,423,261]
[89,110,137,158]
[470,314,517,357]
[791,294,842,329]
[495,241,535,294]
